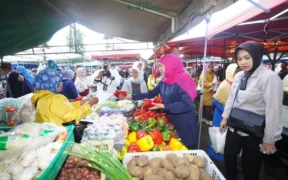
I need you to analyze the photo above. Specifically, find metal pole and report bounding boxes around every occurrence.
[153,43,157,84]
[198,16,210,149]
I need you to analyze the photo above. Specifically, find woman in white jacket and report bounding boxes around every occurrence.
[122,67,148,94]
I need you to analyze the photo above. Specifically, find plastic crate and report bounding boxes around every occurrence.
[0,123,12,132]
[123,150,225,180]
[36,125,75,180]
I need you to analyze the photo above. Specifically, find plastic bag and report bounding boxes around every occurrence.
[209,127,227,154]
[0,93,33,122]
[12,102,36,123]
[0,122,65,161]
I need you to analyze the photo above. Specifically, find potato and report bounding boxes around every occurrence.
[165,153,178,162]
[136,155,149,167]
[183,157,191,166]
[172,157,187,167]
[162,170,175,180]
[144,174,164,180]
[143,166,158,176]
[186,165,200,180]
[199,169,212,180]
[161,159,175,173]
[157,168,167,177]
[127,159,144,179]
[175,165,191,179]
[193,156,205,168]
[150,157,162,169]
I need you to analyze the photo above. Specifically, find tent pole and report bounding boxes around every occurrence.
[153,43,157,84]
[198,15,210,149]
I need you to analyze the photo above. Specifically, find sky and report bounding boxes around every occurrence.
[4,0,258,63]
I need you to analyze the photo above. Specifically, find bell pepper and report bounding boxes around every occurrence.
[166,124,174,132]
[118,151,124,160]
[169,138,183,150]
[130,123,140,132]
[156,118,166,127]
[139,114,147,122]
[136,129,147,140]
[161,115,170,124]
[124,139,131,147]
[147,110,156,118]
[143,99,153,109]
[155,113,161,120]
[181,145,188,150]
[128,132,137,143]
[155,126,163,132]
[114,90,120,97]
[139,121,148,129]
[145,126,152,132]
[127,119,134,126]
[119,90,127,98]
[147,117,156,126]
[153,95,163,103]
[151,146,161,151]
[128,143,141,152]
[162,131,171,142]
[137,135,154,151]
[149,129,163,145]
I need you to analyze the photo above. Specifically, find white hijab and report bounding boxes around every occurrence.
[75,68,90,90]
[132,61,144,80]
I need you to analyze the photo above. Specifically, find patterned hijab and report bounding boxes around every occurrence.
[34,68,64,93]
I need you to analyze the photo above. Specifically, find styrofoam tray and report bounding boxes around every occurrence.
[123,150,225,180]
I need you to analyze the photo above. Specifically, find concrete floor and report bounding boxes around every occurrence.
[198,123,288,180]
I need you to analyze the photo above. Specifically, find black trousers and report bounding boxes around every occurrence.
[224,129,262,180]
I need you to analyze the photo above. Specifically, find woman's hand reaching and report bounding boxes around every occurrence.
[149,103,164,110]
[220,118,227,132]
[119,94,132,100]
[88,97,99,106]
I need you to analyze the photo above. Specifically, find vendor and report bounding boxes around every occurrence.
[122,67,148,94]
[125,54,198,149]
[147,63,161,90]
[32,67,99,126]
[6,71,33,98]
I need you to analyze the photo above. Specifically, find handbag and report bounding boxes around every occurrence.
[79,89,89,96]
[227,83,265,138]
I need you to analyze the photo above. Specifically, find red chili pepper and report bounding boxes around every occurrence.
[136,129,147,140]
[153,95,163,103]
[113,90,120,97]
[128,143,141,152]
[147,110,156,118]
[143,99,153,109]
[119,90,127,97]
[149,129,164,145]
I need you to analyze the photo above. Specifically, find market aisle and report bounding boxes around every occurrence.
[199,123,280,180]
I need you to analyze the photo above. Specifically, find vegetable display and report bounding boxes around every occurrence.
[126,154,212,180]
[66,143,133,180]
[58,156,101,180]
[118,95,187,160]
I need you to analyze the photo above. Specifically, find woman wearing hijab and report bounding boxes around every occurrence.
[198,63,215,123]
[132,61,144,80]
[125,54,198,148]
[32,68,99,126]
[147,63,162,90]
[61,69,78,100]
[6,71,33,98]
[207,63,239,161]
[220,41,283,180]
[16,66,35,85]
[75,68,90,97]
[122,67,148,94]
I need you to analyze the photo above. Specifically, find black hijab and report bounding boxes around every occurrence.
[7,71,33,98]
[234,41,264,90]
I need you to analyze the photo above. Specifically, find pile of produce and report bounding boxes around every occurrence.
[58,156,101,180]
[126,154,212,180]
[0,140,64,180]
[118,95,187,160]
[66,143,134,180]
[93,100,135,116]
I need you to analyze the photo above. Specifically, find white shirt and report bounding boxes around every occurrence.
[91,68,121,103]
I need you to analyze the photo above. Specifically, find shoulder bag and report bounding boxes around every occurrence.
[227,83,265,138]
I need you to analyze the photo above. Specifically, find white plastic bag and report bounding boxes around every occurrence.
[209,127,227,154]
[12,102,36,122]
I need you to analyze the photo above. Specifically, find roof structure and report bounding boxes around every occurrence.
[149,0,288,59]
[0,0,235,57]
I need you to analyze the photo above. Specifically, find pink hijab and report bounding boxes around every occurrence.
[158,54,197,101]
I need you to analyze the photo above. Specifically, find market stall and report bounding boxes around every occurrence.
[0,93,225,180]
